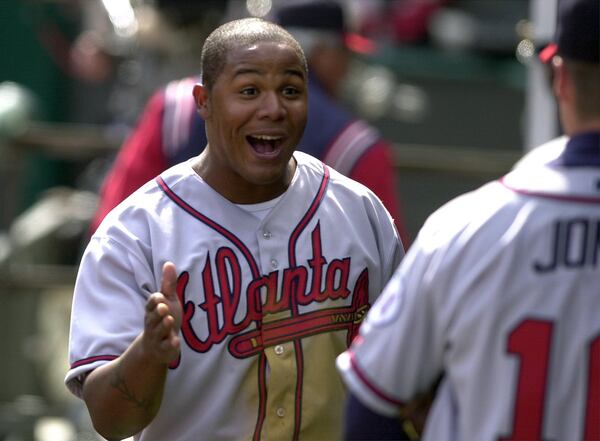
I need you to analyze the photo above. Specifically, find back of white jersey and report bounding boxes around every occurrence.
[338,161,600,441]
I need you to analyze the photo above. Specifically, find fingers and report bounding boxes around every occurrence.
[140,261,182,363]
[158,261,183,332]
[144,293,180,362]
[160,261,178,300]
[145,293,175,333]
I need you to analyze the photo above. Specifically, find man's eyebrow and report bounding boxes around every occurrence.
[285,68,306,80]
[232,67,306,80]
[232,67,261,78]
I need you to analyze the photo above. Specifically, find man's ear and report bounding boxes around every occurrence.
[193,83,210,119]
[552,58,571,103]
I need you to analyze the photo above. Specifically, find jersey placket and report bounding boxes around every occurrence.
[262,310,298,440]
[256,224,302,439]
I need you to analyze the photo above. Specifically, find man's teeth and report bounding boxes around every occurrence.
[253,135,282,141]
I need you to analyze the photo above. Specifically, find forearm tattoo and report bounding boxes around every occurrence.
[110,365,153,412]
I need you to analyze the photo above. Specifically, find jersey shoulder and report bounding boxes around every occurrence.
[414,159,600,265]
[94,161,197,237]
[512,135,568,169]
[502,158,600,202]
[296,150,393,209]
[414,180,520,254]
[295,152,399,249]
[161,76,207,165]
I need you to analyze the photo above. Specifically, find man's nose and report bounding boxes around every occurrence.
[258,91,286,120]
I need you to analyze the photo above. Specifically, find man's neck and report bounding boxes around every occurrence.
[566,119,600,136]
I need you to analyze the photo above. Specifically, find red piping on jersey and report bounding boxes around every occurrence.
[499,177,600,204]
[156,177,261,277]
[288,165,331,291]
[70,355,118,369]
[287,165,330,440]
[349,351,405,406]
[253,353,268,441]
[156,176,267,441]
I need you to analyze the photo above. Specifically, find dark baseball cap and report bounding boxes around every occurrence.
[275,0,346,33]
[272,0,376,54]
[539,0,600,64]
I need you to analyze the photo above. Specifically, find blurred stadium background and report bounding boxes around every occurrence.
[0,0,559,439]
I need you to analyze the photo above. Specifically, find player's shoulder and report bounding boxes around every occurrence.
[160,76,198,126]
[415,156,594,256]
[163,76,199,100]
[161,75,199,122]
[147,75,197,111]
[298,151,400,244]
[95,161,195,237]
[512,136,568,169]
[415,180,518,251]
[423,145,594,240]
[502,154,600,203]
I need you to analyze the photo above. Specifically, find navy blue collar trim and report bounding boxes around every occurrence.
[558,131,600,166]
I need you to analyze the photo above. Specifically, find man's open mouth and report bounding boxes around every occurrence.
[247,134,285,156]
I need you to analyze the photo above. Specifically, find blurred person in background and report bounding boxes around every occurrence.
[67,0,228,130]
[354,0,452,46]
[89,0,410,246]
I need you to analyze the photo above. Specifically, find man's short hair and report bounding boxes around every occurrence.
[200,18,308,91]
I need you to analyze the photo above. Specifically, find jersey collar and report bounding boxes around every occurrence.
[558,131,600,167]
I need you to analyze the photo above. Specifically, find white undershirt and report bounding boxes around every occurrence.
[235,194,283,221]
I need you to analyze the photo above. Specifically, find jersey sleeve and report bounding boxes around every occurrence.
[90,90,168,234]
[348,139,411,248]
[337,234,445,417]
[373,190,405,292]
[65,232,156,397]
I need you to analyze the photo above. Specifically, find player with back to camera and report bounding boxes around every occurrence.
[88,0,410,247]
[336,0,600,440]
[65,17,404,441]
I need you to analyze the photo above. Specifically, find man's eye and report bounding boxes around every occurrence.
[283,87,300,97]
[241,87,258,96]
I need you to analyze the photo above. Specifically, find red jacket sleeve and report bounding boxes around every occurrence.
[349,141,411,248]
[90,91,168,234]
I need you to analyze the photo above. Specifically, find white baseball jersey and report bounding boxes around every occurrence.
[66,151,403,441]
[337,134,600,441]
[513,135,568,169]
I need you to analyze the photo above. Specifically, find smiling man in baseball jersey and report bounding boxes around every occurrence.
[88,0,410,246]
[65,17,403,441]
[337,0,600,440]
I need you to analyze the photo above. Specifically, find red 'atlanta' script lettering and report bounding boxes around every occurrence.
[175,223,361,359]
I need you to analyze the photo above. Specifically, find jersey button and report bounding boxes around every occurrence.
[271,259,278,269]
[276,407,285,418]
[274,345,284,355]
[263,231,272,239]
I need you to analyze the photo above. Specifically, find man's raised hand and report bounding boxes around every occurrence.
[143,261,183,364]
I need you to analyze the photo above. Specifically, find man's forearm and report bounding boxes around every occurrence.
[82,334,169,440]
